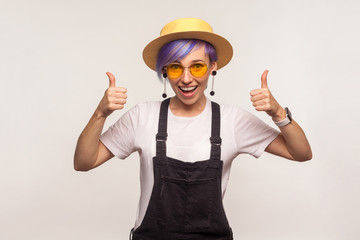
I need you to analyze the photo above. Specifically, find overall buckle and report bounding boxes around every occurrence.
[210,136,222,146]
[156,133,168,141]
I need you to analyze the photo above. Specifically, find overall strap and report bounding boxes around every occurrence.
[210,102,222,160]
[155,99,221,160]
[156,98,170,158]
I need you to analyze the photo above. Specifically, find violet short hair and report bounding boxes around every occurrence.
[156,39,218,80]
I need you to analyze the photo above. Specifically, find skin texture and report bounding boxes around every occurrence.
[73,72,125,171]
[74,47,311,171]
[166,45,217,117]
[250,70,312,161]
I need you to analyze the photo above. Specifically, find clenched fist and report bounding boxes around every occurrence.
[96,72,127,118]
[250,70,286,122]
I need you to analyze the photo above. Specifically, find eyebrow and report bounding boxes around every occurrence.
[191,59,206,63]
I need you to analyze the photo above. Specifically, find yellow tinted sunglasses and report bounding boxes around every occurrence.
[165,62,208,79]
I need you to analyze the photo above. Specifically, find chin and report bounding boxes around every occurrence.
[176,94,204,106]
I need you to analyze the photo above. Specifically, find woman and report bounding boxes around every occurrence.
[74,18,312,240]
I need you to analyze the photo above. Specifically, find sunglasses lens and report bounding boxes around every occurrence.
[167,64,183,78]
[166,63,208,79]
[190,63,207,77]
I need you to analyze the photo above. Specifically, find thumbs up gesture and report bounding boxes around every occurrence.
[250,70,285,122]
[96,72,127,118]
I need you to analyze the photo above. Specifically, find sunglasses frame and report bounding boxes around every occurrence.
[164,62,209,80]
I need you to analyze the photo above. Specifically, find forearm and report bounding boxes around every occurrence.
[74,110,107,171]
[251,70,312,161]
[277,119,312,161]
[74,72,127,171]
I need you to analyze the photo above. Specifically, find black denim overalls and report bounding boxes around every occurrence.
[131,98,233,240]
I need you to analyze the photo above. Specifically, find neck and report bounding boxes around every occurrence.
[169,95,207,117]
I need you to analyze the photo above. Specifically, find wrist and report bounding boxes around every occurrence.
[94,108,108,120]
[271,107,286,122]
[273,107,292,127]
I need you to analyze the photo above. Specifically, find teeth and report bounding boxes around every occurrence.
[180,86,197,91]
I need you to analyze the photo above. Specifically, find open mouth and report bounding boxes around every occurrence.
[179,86,198,94]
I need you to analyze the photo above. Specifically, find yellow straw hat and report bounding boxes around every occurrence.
[143,18,233,71]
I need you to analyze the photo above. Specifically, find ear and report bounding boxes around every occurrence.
[210,61,218,72]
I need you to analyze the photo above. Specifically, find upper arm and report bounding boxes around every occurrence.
[265,133,294,160]
[90,141,115,169]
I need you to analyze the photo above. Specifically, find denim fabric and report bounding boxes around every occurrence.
[132,99,233,240]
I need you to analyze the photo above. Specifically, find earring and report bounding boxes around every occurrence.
[162,73,167,98]
[210,71,217,96]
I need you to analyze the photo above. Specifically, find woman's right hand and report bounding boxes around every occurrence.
[96,72,127,118]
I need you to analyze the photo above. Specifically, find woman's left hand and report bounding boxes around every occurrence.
[250,70,312,161]
[250,70,286,122]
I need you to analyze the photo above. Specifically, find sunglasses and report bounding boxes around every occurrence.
[165,62,209,79]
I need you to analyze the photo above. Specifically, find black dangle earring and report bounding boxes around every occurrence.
[162,73,167,98]
[210,70,217,96]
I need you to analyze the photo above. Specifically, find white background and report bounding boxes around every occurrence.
[1,0,359,239]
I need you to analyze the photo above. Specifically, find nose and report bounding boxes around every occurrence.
[181,68,193,84]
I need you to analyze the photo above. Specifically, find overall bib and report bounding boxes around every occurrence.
[131,98,233,240]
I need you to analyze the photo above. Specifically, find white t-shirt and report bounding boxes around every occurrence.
[100,98,279,229]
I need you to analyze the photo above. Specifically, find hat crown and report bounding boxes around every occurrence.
[160,18,214,36]
[143,18,233,71]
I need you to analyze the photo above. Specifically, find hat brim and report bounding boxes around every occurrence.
[143,31,233,71]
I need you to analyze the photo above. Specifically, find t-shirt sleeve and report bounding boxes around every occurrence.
[100,105,139,159]
[234,108,280,158]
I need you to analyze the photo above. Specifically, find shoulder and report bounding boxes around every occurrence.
[124,101,162,116]
[217,102,254,120]
[216,102,271,132]
[136,100,162,110]
[111,101,162,126]
[134,100,162,116]
[124,101,162,127]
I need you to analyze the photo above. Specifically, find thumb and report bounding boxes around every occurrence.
[106,72,116,88]
[261,70,269,89]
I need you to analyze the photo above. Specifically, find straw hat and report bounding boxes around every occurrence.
[143,18,233,71]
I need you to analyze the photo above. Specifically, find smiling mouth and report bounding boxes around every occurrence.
[179,86,198,93]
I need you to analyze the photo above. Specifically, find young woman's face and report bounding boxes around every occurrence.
[165,45,217,108]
